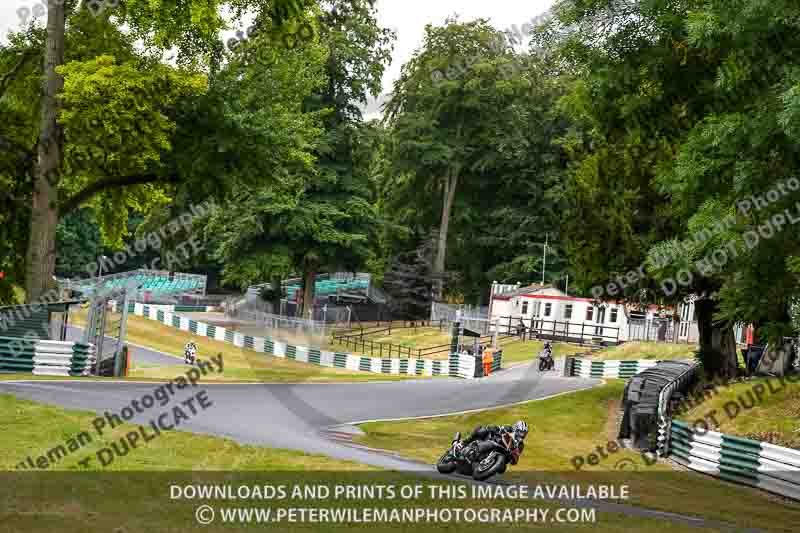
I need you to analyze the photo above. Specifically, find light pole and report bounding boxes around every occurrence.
[99,255,109,286]
[541,233,548,285]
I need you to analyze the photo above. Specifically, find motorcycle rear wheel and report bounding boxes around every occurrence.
[472,453,507,481]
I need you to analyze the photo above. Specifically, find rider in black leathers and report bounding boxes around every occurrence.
[456,421,528,460]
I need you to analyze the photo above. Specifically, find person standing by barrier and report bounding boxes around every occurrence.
[483,348,494,376]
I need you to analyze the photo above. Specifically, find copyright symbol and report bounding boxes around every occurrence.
[196,505,215,525]
[614,458,639,471]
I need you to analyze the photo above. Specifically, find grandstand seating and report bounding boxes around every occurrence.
[285,278,369,302]
[71,272,205,297]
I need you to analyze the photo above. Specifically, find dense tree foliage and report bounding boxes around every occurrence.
[207,0,393,318]
[541,0,800,376]
[0,1,318,303]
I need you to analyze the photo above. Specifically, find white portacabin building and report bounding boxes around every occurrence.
[488,283,665,344]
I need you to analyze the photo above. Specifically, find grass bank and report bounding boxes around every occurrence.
[355,382,800,532]
[677,375,800,449]
[0,393,373,471]
[499,339,587,365]
[590,342,696,361]
[331,325,586,364]
[71,310,425,383]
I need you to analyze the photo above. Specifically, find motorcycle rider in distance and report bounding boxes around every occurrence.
[539,340,555,370]
[184,341,198,364]
[454,420,528,460]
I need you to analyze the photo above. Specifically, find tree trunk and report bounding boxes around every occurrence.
[695,298,739,378]
[25,1,66,303]
[302,265,317,320]
[433,172,458,301]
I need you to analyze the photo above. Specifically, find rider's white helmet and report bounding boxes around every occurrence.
[512,420,528,439]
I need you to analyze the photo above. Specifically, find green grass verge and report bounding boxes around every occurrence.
[12,284,25,303]
[354,382,800,532]
[590,342,697,361]
[677,376,800,449]
[0,393,373,471]
[330,326,451,358]
[332,326,587,365]
[499,339,587,365]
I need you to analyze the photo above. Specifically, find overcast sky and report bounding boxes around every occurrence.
[0,0,555,117]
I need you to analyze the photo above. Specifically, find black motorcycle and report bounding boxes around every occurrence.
[436,431,523,481]
[538,349,555,371]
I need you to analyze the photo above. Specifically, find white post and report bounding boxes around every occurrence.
[488,281,496,324]
[542,233,548,285]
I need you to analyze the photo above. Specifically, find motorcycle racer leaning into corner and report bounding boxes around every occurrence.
[454,420,528,461]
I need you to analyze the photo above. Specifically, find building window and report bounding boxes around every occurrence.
[544,303,552,317]
[586,306,594,321]
[610,308,618,323]
[564,304,573,320]
[521,301,528,315]
[533,301,541,317]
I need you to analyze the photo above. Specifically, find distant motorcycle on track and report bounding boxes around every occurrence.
[184,342,198,365]
[538,342,555,371]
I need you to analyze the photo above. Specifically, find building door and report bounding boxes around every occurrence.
[531,301,541,331]
[595,306,605,336]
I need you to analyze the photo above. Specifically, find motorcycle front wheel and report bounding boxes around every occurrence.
[472,453,507,481]
[538,359,546,371]
[436,451,457,474]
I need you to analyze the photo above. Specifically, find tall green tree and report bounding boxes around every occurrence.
[385,18,531,300]
[552,0,800,376]
[54,209,101,278]
[551,0,746,374]
[651,0,800,352]
[209,0,394,319]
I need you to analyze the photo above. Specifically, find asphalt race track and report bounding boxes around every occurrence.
[0,358,598,469]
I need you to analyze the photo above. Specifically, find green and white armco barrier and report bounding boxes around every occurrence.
[448,351,504,379]
[0,337,97,376]
[571,357,659,378]
[128,304,484,378]
[669,419,800,501]
[112,302,215,314]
